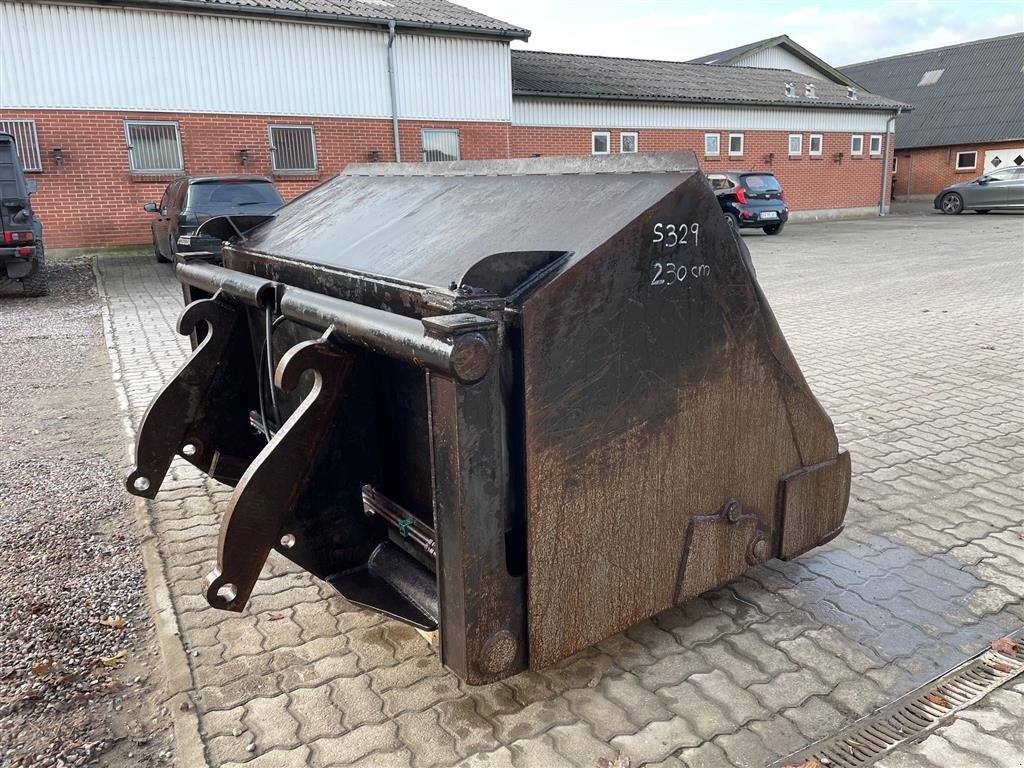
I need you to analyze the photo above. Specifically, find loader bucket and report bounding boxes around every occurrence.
[126,152,850,683]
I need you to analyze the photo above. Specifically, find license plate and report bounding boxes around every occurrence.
[759,212,779,220]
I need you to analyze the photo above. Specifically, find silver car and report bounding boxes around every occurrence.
[935,166,1024,214]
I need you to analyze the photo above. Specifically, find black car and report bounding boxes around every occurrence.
[146,176,284,263]
[707,171,789,235]
[0,133,46,296]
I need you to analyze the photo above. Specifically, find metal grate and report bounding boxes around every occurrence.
[775,634,1024,768]
[125,121,183,173]
[0,119,42,172]
[269,125,317,173]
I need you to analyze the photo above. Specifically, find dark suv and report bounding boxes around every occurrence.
[146,176,284,263]
[0,133,46,296]
[708,171,789,235]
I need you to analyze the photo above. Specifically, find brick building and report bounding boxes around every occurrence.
[841,33,1024,199]
[0,1,905,248]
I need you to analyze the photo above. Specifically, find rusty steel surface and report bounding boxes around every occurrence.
[126,152,850,684]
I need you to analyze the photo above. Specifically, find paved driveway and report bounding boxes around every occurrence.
[95,212,1023,768]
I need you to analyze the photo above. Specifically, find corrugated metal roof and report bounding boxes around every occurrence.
[511,50,907,111]
[689,36,782,65]
[68,0,529,38]
[841,33,1024,150]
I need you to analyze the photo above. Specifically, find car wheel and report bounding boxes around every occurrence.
[975,209,991,214]
[940,192,964,215]
[724,212,740,230]
[763,222,785,236]
[21,247,49,297]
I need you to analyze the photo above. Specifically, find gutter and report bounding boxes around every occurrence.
[387,20,402,163]
[879,107,903,216]
[65,0,531,40]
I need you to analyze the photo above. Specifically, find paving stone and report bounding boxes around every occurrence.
[713,726,775,768]
[310,722,401,766]
[242,693,300,750]
[609,718,701,766]
[599,673,672,727]
[490,697,576,742]
[562,687,636,741]
[330,675,387,729]
[221,745,311,768]
[508,734,577,768]
[287,684,345,743]
[396,709,462,768]
[547,722,618,765]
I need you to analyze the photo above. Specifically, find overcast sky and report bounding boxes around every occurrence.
[463,0,1024,66]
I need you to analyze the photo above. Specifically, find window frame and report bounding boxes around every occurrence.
[788,134,803,156]
[955,150,977,171]
[591,131,611,155]
[869,134,883,156]
[0,119,42,172]
[809,133,823,157]
[728,133,744,157]
[704,133,720,157]
[268,124,318,173]
[619,131,638,154]
[421,128,461,162]
[124,120,184,174]
[851,135,864,156]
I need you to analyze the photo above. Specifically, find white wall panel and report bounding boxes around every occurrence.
[512,98,893,133]
[0,2,511,121]
[733,48,824,79]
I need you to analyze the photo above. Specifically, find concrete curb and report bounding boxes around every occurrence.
[93,255,210,768]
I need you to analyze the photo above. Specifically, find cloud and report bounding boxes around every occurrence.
[465,0,1024,64]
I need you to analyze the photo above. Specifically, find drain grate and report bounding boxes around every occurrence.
[774,633,1024,768]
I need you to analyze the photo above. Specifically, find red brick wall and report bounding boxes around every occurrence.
[893,140,1024,198]
[1,108,892,247]
[0,109,518,247]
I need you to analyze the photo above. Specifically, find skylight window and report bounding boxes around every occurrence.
[847,86,858,100]
[917,69,944,86]
[805,83,817,98]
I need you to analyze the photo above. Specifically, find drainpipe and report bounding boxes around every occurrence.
[387,20,402,162]
[879,107,903,216]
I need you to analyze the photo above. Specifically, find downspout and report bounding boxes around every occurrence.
[879,107,903,216]
[387,20,402,162]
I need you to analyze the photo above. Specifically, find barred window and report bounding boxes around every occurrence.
[269,125,317,172]
[0,119,42,172]
[125,121,183,173]
[620,132,638,153]
[422,129,460,162]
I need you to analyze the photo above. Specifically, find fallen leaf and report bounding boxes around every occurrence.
[783,760,826,768]
[100,650,128,667]
[991,636,1018,655]
[926,692,952,708]
[103,679,125,693]
[991,662,1013,673]
[90,616,127,630]
[267,612,284,621]
[31,661,52,677]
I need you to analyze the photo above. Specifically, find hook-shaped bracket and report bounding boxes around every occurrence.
[126,295,246,499]
[204,329,354,611]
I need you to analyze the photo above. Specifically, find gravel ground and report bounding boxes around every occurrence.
[0,260,172,767]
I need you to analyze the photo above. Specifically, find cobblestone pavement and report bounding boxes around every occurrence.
[94,211,1024,768]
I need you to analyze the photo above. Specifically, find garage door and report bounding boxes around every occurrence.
[984,148,1024,172]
